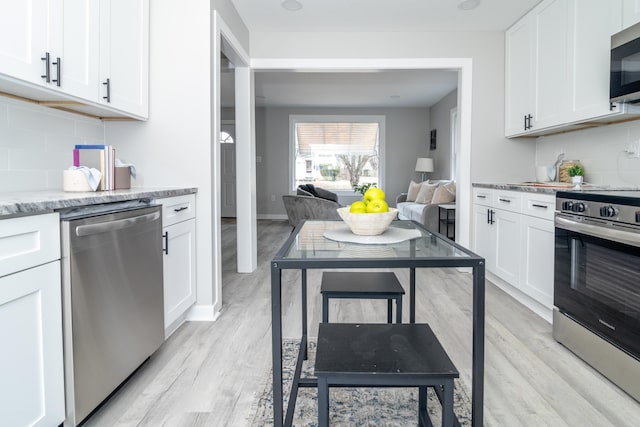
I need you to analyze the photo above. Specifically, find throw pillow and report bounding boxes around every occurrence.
[431,185,456,204]
[314,187,339,203]
[443,180,456,196]
[415,183,438,204]
[406,180,422,202]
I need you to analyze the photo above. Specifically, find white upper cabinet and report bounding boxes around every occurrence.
[0,0,148,119]
[60,0,100,100]
[534,0,571,130]
[0,0,63,87]
[623,0,640,29]
[505,0,625,137]
[99,0,149,118]
[505,16,535,136]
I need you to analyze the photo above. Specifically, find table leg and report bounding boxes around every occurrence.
[410,267,416,323]
[271,264,283,427]
[472,262,485,427]
[301,268,308,360]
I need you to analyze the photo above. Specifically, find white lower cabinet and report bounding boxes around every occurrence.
[160,194,197,336]
[520,215,555,308]
[0,213,64,426]
[472,188,555,319]
[493,209,521,285]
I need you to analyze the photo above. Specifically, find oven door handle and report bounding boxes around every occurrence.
[555,216,640,248]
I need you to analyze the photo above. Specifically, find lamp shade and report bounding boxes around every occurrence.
[415,158,434,173]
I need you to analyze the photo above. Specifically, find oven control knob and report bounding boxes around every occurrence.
[600,205,617,217]
[573,202,586,213]
[562,201,574,211]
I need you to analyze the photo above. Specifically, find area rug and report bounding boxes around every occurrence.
[249,339,473,426]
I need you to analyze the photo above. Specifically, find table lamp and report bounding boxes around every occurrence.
[415,158,434,181]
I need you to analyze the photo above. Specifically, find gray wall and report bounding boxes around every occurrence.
[256,106,431,216]
[429,89,458,180]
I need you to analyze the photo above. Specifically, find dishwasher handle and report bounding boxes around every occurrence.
[75,210,161,237]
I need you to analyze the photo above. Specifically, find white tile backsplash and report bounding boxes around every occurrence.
[536,119,640,187]
[0,96,105,192]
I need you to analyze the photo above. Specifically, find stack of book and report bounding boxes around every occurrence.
[73,145,116,190]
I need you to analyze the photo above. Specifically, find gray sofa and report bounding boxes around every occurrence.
[282,185,342,227]
[395,180,456,232]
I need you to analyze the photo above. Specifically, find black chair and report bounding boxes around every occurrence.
[320,271,404,323]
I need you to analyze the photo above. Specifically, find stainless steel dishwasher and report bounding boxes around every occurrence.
[60,201,164,426]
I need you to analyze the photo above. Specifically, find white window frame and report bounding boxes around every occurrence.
[288,114,386,194]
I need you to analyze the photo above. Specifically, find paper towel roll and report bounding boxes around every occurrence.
[63,169,94,192]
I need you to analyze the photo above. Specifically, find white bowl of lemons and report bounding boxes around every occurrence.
[337,187,398,236]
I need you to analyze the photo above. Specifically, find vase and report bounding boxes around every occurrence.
[572,176,583,187]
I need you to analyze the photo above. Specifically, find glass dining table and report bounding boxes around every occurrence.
[270,220,486,427]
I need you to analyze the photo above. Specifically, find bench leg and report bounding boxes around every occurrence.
[442,380,454,427]
[322,295,329,323]
[418,386,428,426]
[317,377,329,427]
[396,296,403,324]
[387,299,393,323]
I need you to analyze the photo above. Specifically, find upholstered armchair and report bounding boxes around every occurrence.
[282,184,342,227]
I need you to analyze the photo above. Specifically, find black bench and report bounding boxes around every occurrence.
[320,271,404,323]
[314,323,459,427]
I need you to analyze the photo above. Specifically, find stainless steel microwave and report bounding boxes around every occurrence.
[611,21,640,103]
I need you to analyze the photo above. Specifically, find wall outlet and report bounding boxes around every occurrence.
[625,140,640,158]
[271,194,276,202]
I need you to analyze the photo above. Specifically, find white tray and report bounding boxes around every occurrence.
[323,225,422,245]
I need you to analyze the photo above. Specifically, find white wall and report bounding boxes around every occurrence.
[429,89,458,180]
[249,31,536,185]
[255,106,431,216]
[536,120,640,186]
[0,96,104,192]
[105,0,218,316]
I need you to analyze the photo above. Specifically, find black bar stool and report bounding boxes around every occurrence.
[320,271,404,323]
[314,323,459,427]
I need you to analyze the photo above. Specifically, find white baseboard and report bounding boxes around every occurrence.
[257,213,288,220]
[185,304,221,322]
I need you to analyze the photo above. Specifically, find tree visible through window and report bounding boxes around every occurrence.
[291,117,382,191]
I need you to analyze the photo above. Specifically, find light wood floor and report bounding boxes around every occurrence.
[86,219,640,427]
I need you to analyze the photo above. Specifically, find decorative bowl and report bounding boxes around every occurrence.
[337,207,398,236]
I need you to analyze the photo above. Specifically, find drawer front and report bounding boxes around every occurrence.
[522,193,555,221]
[0,213,60,277]
[493,190,522,213]
[161,194,196,227]
[472,188,493,206]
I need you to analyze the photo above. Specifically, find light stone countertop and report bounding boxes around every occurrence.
[0,187,197,217]
[472,182,638,195]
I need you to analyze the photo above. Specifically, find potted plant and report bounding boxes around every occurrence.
[567,164,585,186]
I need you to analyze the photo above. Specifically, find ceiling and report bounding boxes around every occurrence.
[222,0,542,109]
[230,0,541,33]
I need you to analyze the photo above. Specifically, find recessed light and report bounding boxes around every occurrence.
[458,0,481,11]
[390,95,401,99]
[282,0,303,12]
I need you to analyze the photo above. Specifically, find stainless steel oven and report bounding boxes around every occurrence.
[554,190,640,401]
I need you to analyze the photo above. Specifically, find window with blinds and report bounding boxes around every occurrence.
[292,117,382,191]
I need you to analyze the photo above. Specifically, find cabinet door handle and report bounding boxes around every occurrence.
[487,208,490,224]
[52,57,61,86]
[173,206,188,212]
[476,195,486,199]
[103,78,111,102]
[498,198,511,203]
[523,114,527,131]
[532,204,548,209]
[163,231,169,255]
[41,52,50,82]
